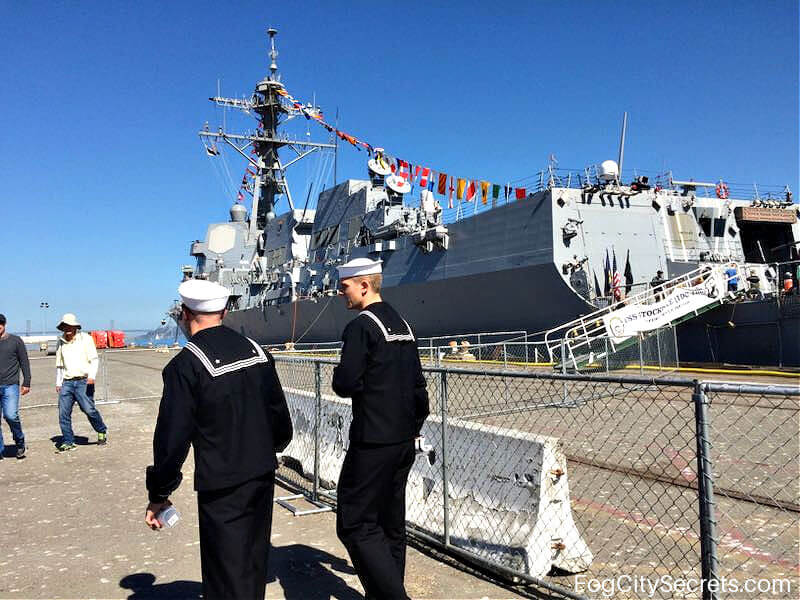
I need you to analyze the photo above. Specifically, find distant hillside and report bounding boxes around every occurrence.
[133,323,186,347]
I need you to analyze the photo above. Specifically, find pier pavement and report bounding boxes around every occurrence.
[0,349,525,600]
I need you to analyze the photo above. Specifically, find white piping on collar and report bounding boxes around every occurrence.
[358,310,415,342]
[185,337,268,378]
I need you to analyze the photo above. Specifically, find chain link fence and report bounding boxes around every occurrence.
[22,348,176,412]
[24,347,797,598]
[277,326,680,375]
[700,382,799,595]
[273,355,799,599]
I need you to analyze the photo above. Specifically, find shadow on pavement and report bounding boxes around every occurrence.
[119,544,362,600]
[407,537,562,600]
[119,573,201,599]
[268,543,362,600]
[0,443,23,458]
[49,435,94,447]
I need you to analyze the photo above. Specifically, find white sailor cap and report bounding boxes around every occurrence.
[337,257,383,280]
[178,279,231,312]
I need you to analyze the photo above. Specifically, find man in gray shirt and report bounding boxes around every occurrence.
[0,314,31,459]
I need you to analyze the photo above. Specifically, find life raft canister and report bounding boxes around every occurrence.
[716,182,729,199]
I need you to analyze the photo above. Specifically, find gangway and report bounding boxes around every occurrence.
[545,263,743,371]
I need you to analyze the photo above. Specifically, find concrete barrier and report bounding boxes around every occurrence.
[281,387,593,578]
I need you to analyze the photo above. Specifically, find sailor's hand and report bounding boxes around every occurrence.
[145,501,171,530]
[56,386,61,393]
[87,378,95,385]
[21,386,30,395]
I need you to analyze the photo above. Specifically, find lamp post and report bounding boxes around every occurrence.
[39,302,49,335]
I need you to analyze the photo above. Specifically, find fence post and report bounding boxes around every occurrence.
[656,328,663,371]
[693,382,719,600]
[440,369,450,547]
[638,334,644,375]
[560,338,569,405]
[313,361,322,502]
[524,333,529,364]
[604,338,609,373]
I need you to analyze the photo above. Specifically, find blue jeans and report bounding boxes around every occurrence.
[0,384,25,454]
[58,379,107,446]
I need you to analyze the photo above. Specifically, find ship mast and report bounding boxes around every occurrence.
[251,28,287,232]
[198,28,335,240]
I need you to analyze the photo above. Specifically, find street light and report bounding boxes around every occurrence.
[39,302,49,335]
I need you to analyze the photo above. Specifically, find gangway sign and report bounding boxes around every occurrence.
[602,268,726,345]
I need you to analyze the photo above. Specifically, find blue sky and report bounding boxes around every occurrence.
[1,0,797,332]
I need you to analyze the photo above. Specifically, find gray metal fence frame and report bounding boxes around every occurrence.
[273,355,799,599]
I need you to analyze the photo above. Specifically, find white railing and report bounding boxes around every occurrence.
[545,263,744,369]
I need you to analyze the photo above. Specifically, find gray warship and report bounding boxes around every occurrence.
[176,30,800,367]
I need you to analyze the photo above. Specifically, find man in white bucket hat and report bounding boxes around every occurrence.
[332,257,429,599]
[54,313,108,452]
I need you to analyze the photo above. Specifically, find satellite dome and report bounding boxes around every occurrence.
[230,203,248,222]
[368,157,392,176]
[385,175,411,195]
[598,160,619,182]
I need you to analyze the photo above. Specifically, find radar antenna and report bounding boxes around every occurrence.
[198,28,335,239]
[268,27,279,80]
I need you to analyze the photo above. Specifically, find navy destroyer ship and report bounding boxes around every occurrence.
[175,30,800,367]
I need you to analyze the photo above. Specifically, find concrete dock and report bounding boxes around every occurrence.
[6,347,796,599]
[0,350,527,599]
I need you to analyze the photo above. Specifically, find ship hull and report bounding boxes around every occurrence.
[223,262,594,346]
[676,296,800,367]
[224,274,800,367]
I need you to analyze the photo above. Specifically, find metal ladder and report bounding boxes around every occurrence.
[545,263,743,370]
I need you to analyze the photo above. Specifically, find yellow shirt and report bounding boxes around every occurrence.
[55,332,99,385]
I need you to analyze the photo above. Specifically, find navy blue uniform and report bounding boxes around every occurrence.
[332,302,429,599]
[146,325,292,600]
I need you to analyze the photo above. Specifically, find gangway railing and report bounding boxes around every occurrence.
[545,263,743,370]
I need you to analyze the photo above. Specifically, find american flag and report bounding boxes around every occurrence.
[612,270,622,291]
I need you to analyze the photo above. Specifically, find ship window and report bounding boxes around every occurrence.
[698,217,712,237]
[712,218,726,237]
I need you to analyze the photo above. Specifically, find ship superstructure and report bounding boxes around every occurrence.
[177,30,800,366]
